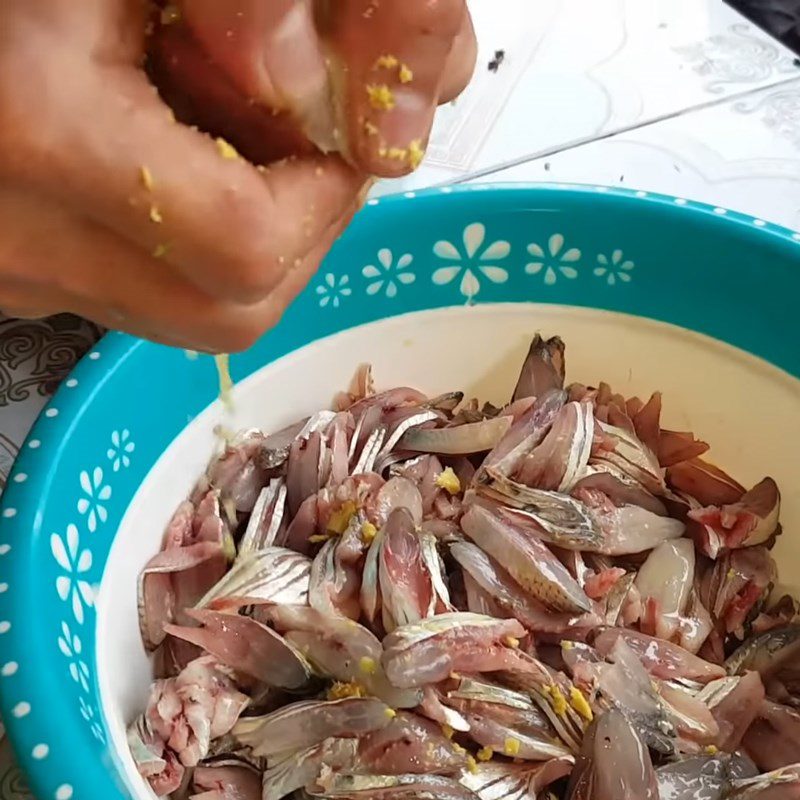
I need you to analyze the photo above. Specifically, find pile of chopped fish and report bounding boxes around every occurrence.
[129,335,800,800]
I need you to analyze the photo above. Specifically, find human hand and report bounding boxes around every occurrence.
[0,1,475,352]
[151,0,477,176]
[0,0,364,352]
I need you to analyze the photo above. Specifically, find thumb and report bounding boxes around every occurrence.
[318,0,475,177]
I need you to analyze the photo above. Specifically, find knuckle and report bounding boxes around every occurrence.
[210,194,290,303]
[221,252,282,303]
[0,53,49,179]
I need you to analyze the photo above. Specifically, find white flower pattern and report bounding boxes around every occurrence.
[79,697,105,742]
[362,249,416,298]
[432,223,510,301]
[106,430,134,472]
[51,524,94,624]
[77,468,111,533]
[525,234,581,285]
[58,623,90,692]
[315,273,352,308]
[594,249,635,286]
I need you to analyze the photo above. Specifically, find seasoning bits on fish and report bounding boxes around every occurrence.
[128,333,795,800]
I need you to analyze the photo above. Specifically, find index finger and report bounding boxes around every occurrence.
[318,0,475,177]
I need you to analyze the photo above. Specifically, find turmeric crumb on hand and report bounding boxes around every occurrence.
[398,64,413,83]
[407,139,425,169]
[149,205,163,224]
[139,166,154,191]
[374,54,399,70]
[153,243,170,259]
[366,84,395,111]
[215,137,240,160]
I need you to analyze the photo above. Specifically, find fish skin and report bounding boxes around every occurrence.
[512,335,566,403]
[726,625,800,678]
[461,504,593,613]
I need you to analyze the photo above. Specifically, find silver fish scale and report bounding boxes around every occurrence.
[353,425,386,474]
[197,548,310,608]
[448,678,534,710]
[378,410,441,459]
[385,612,507,650]
[725,624,800,675]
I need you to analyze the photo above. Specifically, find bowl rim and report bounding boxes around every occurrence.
[0,181,798,800]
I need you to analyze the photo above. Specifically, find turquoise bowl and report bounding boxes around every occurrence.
[0,184,798,800]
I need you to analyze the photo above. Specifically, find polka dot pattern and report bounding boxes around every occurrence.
[32,744,49,760]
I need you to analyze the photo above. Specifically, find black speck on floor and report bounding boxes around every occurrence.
[674,164,682,173]
[544,162,551,172]
[488,49,506,72]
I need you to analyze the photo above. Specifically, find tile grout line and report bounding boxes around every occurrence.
[441,74,800,186]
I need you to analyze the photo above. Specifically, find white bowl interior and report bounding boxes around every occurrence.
[96,304,800,798]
